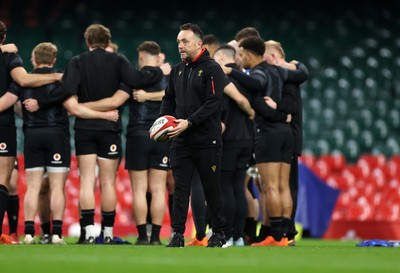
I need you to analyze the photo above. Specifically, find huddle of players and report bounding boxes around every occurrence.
[0,22,308,247]
[187,27,309,247]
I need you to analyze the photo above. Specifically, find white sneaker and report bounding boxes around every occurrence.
[234,237,245,246]
[225,237,234,247]
[206,228,213,240]
[52,235,67,245]
[23,234,35,244]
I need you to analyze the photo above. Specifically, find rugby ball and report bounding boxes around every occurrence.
[149,115,177,142]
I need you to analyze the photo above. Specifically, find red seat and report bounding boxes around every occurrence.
[358,154,387,169]
[299,154,317,169]
[319,154,346,173]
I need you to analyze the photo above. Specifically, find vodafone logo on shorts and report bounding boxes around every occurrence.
[51,153,62,164]
[0,142,8,153]
[160,156,169,168]
[108,144,118,155]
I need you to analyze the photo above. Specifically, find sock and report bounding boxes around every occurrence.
[168,194,173,217]
[137,224,147,239]
[81,209,95,238]
[52,220,63,237]
[6,195,19,234]
[245,217,257,240]
[103,226,113,239]
[41,221,51,235]
[79,218,86,241]
[282,217,292,238]
[258,224,271,241]
[24,220,35,237]
[0,185,9,234]
[270,217,283,241]
[101,210,116,228]
[150,224,161,242]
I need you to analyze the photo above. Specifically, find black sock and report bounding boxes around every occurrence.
[258,224,271,241]
[7,195,19,234]
[137,224,148,239]
[168,194,173,218]
[80,209,95,227]
[270,217,283,241]
[282,217,292,238]
[41,221,51,235]
[79,218,85,241]
[24,221,35,236]
[52,220,63,237]
[150,224,161,241]
[0,185,9,234]
[101,210,116,228]
[245,217,257,240]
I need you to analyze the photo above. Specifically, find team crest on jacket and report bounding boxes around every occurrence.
[198,70,203,76]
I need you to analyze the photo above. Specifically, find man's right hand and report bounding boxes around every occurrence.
[23,98,40,112]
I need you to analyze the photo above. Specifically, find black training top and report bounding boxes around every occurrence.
[9,67,69,132]
[221,63,254,145]
[62,48,163,132]
[126,71,168,137]
[160,48,229,148]
[230,61,307,134]
[0,51,23,128]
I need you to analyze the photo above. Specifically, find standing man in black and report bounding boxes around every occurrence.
[263,40,309,245]
[159,23,228,247]
[214,44,254,246]
[0,20,62,245]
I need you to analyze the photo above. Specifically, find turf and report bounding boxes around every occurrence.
[0,239,398,273]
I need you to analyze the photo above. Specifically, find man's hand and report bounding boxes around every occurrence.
[103,110,119,122]
[221,65,232,75]
[167,119,189,139]
[264,96,277,109]
[133,89,149,103]
[286,113,292,123]
[23,98,40,112]
[1,43,18,53]
[221,122,226,134]
[248,109,255,120]
[160,62,171,76]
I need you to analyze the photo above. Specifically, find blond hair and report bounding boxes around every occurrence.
[264,40,285,59]
[33,42,57,65]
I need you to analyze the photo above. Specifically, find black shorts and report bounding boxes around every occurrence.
[0,126,17,157]
[125,135,170,171]
[254,131,293,164]
[75,129,121,159]
[221,144,253,171]
[24,128,71,169]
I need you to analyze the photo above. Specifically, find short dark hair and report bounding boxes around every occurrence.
[137,41,161,56]
[180,23,204,41]
[239,36,265,57]
[215,44,236,57]
[0,21,7,43]
[235,27,261,42]
[203,34,220,46]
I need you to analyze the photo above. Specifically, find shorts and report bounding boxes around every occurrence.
[254,131,293,164]
[75,129,121,159]
[221,144,253,171]
[0,126,17,157]
[125,135,170,171]
[24,128,71,169]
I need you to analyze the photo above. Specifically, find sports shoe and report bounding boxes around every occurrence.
[52,235,67,245]
[167,232,184,247]
[207,231,227,248]
[9,233,21,244]
[0,233,20,245]
[23,234,36,244]
[251,236,288,247]
[150,239,162,245]
[234,237,245,246]
[40,234,52,244]
[185,237,208,246]
[225,237,234,247]
[134,237,150,245]
[104,236,115,245]
[82,236,96,244]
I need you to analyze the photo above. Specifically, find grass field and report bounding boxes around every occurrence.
[0,238,398,273]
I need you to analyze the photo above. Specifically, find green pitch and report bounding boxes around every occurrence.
[0,239,397,273]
